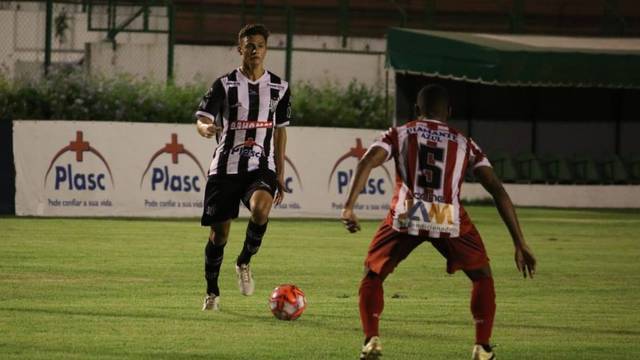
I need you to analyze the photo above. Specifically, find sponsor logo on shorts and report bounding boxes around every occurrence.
[255,180,272,192]
[394,200,458,235]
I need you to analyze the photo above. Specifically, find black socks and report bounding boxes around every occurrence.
[205,220,267,295]
[204,240,225,296]
[236,220,267,266]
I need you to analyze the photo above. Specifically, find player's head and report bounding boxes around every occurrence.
[238,24,270,68]
[416,84,451,121]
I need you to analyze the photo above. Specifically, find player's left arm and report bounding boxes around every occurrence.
[273,87,292,206]
[341,146,388,233]
[273,127,288,206]
[475,165,536,278]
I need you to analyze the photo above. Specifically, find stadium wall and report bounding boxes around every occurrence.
[88,35,387,87]
[12,121,640,219]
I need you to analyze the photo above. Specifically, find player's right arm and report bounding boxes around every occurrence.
[341,146,388,233]
[474,165,537,278]
[196,116,220,138]
[195,78,225,138]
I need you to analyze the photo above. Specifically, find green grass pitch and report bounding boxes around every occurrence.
[1,206,639,359]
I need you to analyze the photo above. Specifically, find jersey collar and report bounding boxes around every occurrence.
[237,67,268,84]
[416,117,446,125]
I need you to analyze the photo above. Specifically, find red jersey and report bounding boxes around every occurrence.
[369,119,491,238]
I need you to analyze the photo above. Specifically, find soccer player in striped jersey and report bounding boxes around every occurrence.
[195,24,291,311]
[341,85,536,360]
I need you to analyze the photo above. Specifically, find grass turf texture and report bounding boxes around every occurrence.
[1,207,639,359]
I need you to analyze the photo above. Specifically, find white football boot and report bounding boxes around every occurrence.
[202,294,220,311]
[472,344,496,360]
[359,336,382,360]
[235,264,255,296]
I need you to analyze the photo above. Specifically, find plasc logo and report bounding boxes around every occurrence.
[328,138,392,194]
[44,131,114,191]
[283,156,303,193]
[140,133,206,192]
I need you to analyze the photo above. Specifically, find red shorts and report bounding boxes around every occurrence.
[364,221,490,277]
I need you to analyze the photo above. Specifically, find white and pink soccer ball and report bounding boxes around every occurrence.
[269,284,307,321]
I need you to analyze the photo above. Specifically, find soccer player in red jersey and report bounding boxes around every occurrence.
[341,84,536,360]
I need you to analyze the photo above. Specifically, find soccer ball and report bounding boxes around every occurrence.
[269,284,307,320]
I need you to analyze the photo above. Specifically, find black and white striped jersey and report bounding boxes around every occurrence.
[196,68,291,175]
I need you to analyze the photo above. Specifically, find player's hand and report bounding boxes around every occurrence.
[515,243,536,279]
[197,122,221,138]
[273,176,290,206]
[340,208,361,233]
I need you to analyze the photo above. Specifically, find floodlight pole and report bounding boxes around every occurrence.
[423,0,435,28]
[167,1,175,83]
[285,4,294,83]
[44,0,53,76]
[256,0,263,23]
[339,0,349,48]
[510,0,524,33]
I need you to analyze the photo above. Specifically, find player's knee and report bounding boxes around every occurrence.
[251,203,271,224]
[363,268,384,281]
[210,224,230,244]
[209,233,228,246]
[465,265,492,281]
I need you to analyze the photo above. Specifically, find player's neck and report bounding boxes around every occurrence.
[419,114,447,123]
[240,64,265,81]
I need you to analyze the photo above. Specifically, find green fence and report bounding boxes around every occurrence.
[0,0,175,83]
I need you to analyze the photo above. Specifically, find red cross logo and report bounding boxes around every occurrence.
[327,138,392,190]
[349,138,367,160]
[69,131,90,162]
[244,137,258,147]
[163,133,185,164]
[139,133,207,187]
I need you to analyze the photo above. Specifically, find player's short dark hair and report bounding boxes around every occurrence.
[238,24,270,44]
[416,84,450,116]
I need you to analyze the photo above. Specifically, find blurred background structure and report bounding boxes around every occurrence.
[2,0,639,84]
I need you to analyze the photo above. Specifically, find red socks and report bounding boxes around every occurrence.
[471,276,496,345]
[359,272,495,344]
[359,274,384,339]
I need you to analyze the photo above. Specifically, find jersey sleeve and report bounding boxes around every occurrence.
[368,127,398,162]
[275,87,291,127]
[469,138,492,169]
[195,78,225,121]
